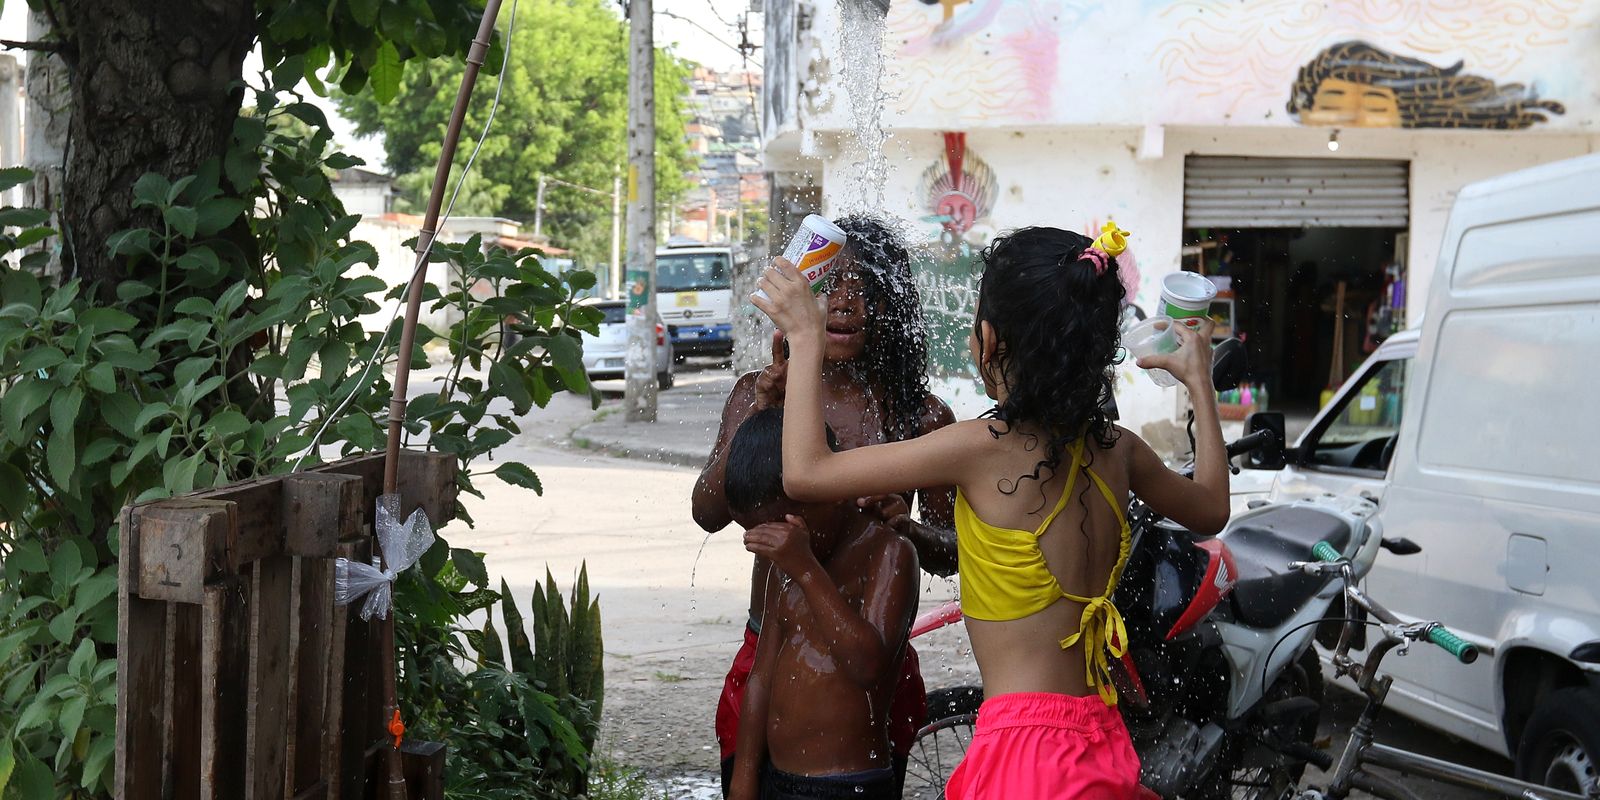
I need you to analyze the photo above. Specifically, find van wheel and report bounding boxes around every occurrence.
[1516,687,1600,794]
[656,371,674,391]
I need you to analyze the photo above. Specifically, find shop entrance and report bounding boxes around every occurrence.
[1182,157,1411,416]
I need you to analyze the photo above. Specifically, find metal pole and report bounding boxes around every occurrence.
[623,0,657,421]
[533,173,547,238]
[381,1,504,795]
[611,168,622,298]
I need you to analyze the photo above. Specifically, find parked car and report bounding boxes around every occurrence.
[579,299,674,390]
[1250,152,1600,789]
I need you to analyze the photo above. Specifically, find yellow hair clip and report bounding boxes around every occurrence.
[1090,220,1131,257]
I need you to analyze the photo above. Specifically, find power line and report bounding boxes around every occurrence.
[654,8,744,55]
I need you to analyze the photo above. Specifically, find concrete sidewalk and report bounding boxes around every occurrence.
[570,362,736,468]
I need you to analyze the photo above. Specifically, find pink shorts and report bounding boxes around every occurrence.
[945,692,1141,800]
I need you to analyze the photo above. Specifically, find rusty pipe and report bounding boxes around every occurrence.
[378,0,505,795]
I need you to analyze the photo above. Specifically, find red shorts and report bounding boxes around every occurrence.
[715,623,926,760]
[945,692,1141,800]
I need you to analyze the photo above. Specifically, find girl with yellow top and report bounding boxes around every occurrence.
[752,224,1230,799]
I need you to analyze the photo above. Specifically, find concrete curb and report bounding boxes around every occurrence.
[567,426,709,469]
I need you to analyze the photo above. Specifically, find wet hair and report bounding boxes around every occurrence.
[974,227,1124,500]
[823,215,932,444]
[1287,41,1565,130]
[725,407,839,518]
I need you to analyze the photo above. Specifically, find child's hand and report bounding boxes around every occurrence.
[754,331,788,410]
[744,515,818,580]
[1137,319,1216,391]
[858,494,911,537]
[751,257,824,343]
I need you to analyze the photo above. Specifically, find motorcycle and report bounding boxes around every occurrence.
[908,341,1396,799]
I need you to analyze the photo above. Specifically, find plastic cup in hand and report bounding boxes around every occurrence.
[752,214,847,308]
[1125,316,1182,387]
[1160,272,1218,328]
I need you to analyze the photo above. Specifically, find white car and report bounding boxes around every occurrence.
[1254,152,1600,788]
[579,299,674,390]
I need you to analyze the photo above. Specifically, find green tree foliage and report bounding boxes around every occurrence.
[338,0,697,264]
[1,0,620,795]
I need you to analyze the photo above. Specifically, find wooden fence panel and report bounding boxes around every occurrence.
[116,451,457,800]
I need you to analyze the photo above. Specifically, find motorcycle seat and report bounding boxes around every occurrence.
[1222,505,1355,629]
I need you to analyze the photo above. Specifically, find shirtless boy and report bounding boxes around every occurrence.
[725,408,919,800]
[698,216,956,793]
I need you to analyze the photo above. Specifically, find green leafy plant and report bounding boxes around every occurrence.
[392,562,605,799]
[0,76,601,796]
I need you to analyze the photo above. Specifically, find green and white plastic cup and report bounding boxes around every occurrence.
[1160,272,1218,328]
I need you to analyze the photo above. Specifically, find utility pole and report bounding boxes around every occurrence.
[624,0,657,422]
[611,166,622,298]
[533,173,548,238]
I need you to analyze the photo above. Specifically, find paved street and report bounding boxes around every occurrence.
[449,357,1514,798]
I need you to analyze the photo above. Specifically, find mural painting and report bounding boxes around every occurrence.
[920,132,997,244]
[868,0,1596,130]
[1286,41,1566,130]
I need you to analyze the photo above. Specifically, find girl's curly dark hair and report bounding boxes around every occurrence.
[975,227,1124,499]
[826,214,931,444]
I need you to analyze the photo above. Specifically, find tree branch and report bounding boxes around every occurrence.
[0,38,62,53]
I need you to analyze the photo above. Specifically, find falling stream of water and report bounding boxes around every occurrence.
[836,0,891,214]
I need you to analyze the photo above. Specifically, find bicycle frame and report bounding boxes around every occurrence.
[1308,566,1597,800]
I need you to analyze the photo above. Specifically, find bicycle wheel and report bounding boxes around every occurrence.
[903,713,977,800]
[1192,648,1324,799]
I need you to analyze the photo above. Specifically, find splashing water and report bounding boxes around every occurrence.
[837,0,889,213]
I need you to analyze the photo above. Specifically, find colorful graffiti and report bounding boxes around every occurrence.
[921,132,997,242]
[1286,41,1565,129]
[868,0,1596,130]
[886,0,1066,123]
[1152,0,1588,127]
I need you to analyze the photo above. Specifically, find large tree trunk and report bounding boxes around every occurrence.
[54,0,254,290]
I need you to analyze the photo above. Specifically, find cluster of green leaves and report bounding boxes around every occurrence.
[391,562,602,800]
[0,541,117,794]
[337,0,697,265]
[0,78,601,797]
[261,0,490,105]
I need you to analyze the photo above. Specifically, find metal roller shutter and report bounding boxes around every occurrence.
[1184,157,1409,228]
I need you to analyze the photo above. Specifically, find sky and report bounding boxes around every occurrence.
[0,0,754,172]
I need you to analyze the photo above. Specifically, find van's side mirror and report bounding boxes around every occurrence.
[1244,411,1287,470]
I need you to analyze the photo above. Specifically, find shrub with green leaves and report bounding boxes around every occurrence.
[0,75,602,796]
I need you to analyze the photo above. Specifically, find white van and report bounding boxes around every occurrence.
[1255,153,1600,786]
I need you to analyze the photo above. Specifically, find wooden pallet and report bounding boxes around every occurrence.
[116,450,455,800]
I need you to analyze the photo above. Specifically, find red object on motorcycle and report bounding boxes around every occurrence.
[1115,649,1151,708]
[911,599,964,639]
[1164,539,1238,641]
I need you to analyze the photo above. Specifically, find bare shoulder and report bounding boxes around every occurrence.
[918,394,958,434]
[1109,424,1156,473]
[854,522,919,582]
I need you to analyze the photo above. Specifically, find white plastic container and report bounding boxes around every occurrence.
[1160,272,1218,327]
[753,214,847,305]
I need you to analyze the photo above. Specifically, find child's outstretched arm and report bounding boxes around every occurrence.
[744,516,919,688]
[752,258,977,502]
[1129,321,1231,534]
[729,567,784,800]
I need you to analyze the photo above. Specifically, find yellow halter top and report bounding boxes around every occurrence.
[955,437,1132,705]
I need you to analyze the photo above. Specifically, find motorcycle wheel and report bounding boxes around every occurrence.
[1190,648,1324,800]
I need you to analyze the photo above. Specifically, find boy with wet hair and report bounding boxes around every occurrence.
[726,407,920,800]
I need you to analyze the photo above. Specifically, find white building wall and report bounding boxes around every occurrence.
[816,125,1598,426]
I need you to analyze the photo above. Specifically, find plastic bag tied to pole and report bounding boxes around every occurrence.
[334,493,437,621]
